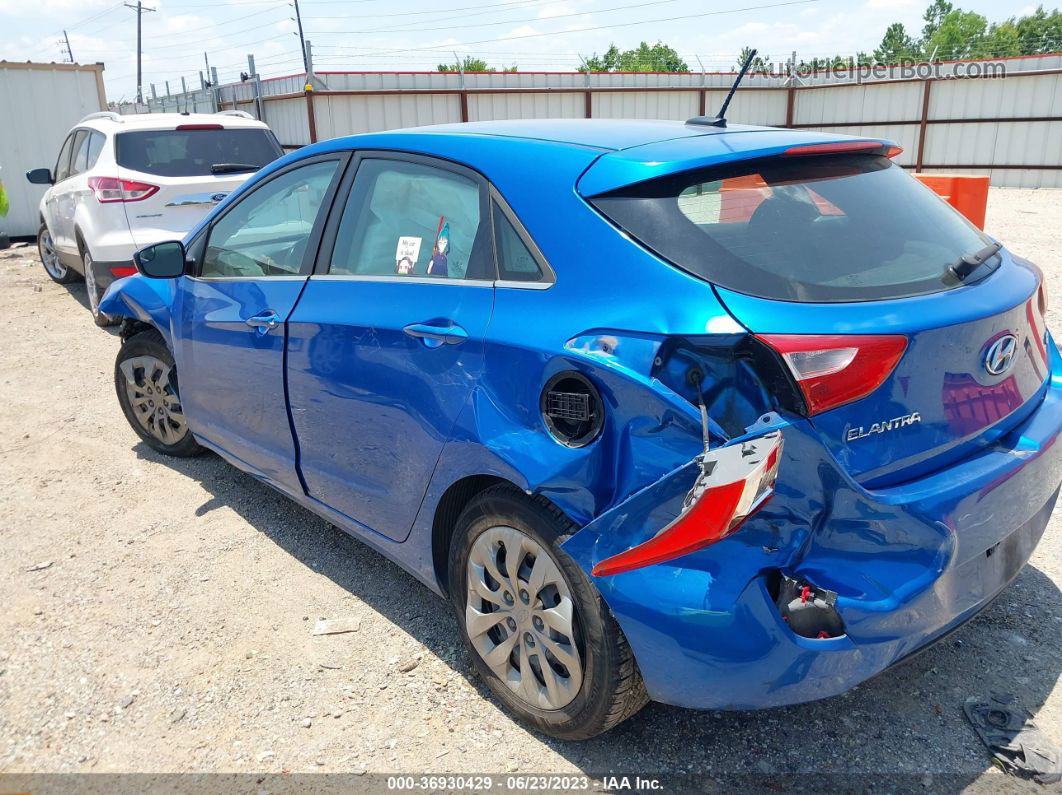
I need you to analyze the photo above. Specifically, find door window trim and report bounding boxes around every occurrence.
[188,152,351,281]
[311,150,555,290]
[312,150,494,285]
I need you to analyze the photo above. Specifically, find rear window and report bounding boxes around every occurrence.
[115,128,282,177]
[591,154,994,302]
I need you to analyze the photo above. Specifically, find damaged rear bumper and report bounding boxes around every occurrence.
[561,358,1062,711]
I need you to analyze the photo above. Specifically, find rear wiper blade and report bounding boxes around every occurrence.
[211,163,259,174]
[950,241,1002,281]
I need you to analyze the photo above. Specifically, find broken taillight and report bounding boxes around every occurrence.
[757,334,908,415]
[87,177,159,203]
[592,431,782,577]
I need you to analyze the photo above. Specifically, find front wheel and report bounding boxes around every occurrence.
[38,224,78,284]
[448,485,648,740]
[114,330,203,457]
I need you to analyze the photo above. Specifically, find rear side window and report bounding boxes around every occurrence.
[329,158,492,280]
[591,155,992,302]
[115,128,282,177]
[493,202,545,282]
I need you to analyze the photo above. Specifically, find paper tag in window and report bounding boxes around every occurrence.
[395,236,422,275]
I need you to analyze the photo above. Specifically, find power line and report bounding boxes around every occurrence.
[299,0,822,60]
[306,0,683,37]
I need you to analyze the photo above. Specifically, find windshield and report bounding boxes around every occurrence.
[115,128,282,178]
[591,154,994,302]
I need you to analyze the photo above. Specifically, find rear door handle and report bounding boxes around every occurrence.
[246,310,280,331]
[403,322,468,347]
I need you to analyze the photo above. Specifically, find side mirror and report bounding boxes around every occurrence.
[134,241,187,279]
[26,168,54,185]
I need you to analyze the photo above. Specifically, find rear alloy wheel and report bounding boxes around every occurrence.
[115,331,202,457]
[82,245,118,327]
[38,224,78,284]
[449,485,647,740]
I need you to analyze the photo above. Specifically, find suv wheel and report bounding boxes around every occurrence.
[115,330,203,457]
[38,224,78,284]
[80,241,118,327]
[448,485,648,740]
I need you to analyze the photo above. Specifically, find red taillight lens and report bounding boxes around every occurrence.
[176,123,223,130]
[87,177,159,203]
[592,431,782,577]
[110,265,138,279]
[758,334,908,415]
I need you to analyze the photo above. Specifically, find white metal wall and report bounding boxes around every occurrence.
[116,55,1062,187]
[0,62,106,237]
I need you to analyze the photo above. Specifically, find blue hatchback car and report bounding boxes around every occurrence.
[101,118,1062,740]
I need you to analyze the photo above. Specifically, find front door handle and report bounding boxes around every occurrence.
[246,310,280,331]
[403,322,468,347]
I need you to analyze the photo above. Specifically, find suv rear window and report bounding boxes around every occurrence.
[115,128,282,178]
[591,154,994,302]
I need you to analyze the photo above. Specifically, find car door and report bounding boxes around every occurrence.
[173,153,347,494]
[46,132,76,254]
[286,153,497,541]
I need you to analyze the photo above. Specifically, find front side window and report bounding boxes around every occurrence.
[53,133,75,182]
[70,130,92,176]
[592,154,992,302]
[329,158,491,280]
[201,159,340,278]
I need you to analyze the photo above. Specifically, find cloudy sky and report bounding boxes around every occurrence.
[0,0,1045,101]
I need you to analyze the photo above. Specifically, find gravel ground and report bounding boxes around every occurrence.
[1,187,1061,789]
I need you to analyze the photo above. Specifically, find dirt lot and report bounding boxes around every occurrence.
[1,187,1061,788]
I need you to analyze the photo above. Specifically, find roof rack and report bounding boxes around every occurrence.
[79,111,124,124]
[216,109,253,119]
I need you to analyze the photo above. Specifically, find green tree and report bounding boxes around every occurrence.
[1014,5,1062,53]
[923,8,988,59]
[437,56,516,73]
[921,0,954,41]
[873,22,918,63]
[735,46,770,72]
[579,41,688,72]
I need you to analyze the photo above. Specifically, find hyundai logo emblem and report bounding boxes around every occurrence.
[984,334,1018,376]
[211,193,228,203]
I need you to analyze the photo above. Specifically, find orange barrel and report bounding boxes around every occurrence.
[913,173,990,230]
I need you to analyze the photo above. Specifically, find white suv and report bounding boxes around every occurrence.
[27,110,283,325]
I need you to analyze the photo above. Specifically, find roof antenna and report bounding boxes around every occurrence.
[687,48,758,128]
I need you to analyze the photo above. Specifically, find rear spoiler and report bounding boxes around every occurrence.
[576,129,897,197]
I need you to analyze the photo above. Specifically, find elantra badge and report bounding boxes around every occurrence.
[847,412,922,442]
[984,334,1018,376]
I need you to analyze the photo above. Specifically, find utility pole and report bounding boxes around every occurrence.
[124,2,156,104]
[61,30,74,63]
[292,0,308,75]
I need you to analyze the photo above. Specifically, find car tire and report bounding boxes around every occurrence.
[79,238,118,327]
[115,329,203,457]
[448,484,648,740]
[38,223,79,284]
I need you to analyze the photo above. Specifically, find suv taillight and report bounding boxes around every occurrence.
[87,177,159,203]
[757,334,908,415]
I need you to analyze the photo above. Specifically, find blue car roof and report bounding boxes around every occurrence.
[279,119,895,199]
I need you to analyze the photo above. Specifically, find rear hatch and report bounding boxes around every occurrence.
[115,125,282,248]
[589,146,1051,486]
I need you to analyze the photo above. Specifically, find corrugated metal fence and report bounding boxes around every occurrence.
[119,54,1062,188]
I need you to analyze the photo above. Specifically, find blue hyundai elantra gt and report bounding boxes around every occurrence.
[101,118,1062,740]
